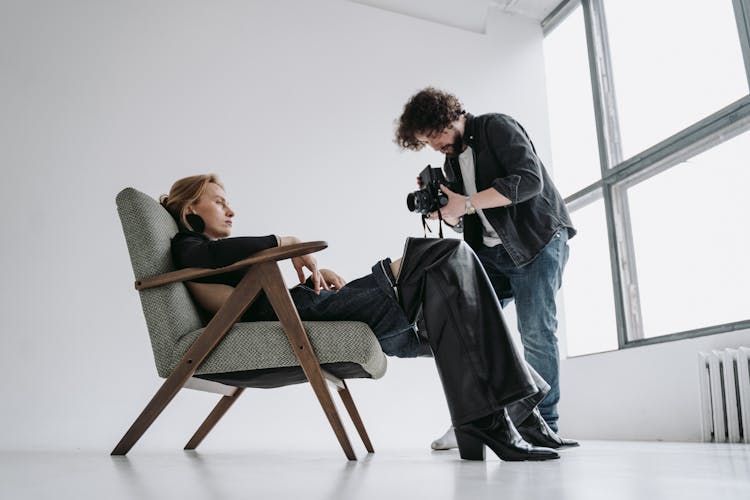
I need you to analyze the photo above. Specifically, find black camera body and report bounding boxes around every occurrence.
[406,165,454,216]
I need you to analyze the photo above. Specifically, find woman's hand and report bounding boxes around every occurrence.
[291,253,329,294]
[280,235,335,294]
[320,269,347,290]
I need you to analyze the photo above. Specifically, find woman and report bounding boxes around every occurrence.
[161,174,574,461]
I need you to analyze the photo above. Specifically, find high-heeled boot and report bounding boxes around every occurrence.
[516,408,579,449]
[455,409,559,461]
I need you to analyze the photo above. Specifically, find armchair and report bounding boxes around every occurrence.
[111,187,386,460]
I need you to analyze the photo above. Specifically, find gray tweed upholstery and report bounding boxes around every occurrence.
[115,187,387,380]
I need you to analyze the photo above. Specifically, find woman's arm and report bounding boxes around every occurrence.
[174,234,279,269]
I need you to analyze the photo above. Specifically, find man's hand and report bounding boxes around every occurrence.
[320,269,347,290]
[291,254,330,294]
[437,184,466,220]
[426,211,461,226]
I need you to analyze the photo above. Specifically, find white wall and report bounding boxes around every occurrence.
[558,329,750,442]
[0,0,551,451]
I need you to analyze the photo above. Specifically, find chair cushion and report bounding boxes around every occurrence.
[171,321,387,380]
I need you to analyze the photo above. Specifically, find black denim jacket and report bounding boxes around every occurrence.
[443,113,576,267]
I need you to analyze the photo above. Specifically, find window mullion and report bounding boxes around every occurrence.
[732,0,750,90]
[582,0,621,169]
[582,0,644,345]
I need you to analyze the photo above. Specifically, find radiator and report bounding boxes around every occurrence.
[698,347,750,443]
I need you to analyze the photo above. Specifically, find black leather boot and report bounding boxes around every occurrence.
[516,408,579,449]
[455,409,559,461]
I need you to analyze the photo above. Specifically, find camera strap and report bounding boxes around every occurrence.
[421,213,445,239]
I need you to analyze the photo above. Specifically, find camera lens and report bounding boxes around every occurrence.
[406,193,416,212]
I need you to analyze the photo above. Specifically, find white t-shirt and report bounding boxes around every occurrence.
[458,146,503,247]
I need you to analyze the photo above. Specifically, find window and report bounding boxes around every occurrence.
[544,0,750,355]
[561,196,618,356]
[625,131,750,338]
[604,0,748,160]
[543,6,601,198]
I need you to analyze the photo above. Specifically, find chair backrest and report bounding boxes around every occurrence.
[116,187,203,377]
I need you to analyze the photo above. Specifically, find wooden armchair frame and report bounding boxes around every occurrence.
[111,241,373,460]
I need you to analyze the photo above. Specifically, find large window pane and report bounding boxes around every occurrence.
[562,196,618,356]
[543,6,601,198]
[626,131,750,338]
[604,0,748,160]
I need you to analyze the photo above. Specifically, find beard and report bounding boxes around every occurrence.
[441,131,465,157]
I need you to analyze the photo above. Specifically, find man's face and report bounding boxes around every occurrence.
[415,125,464,157]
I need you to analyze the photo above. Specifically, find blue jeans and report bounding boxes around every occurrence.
[475,229,570,431]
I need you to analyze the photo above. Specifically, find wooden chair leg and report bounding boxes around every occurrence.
[111,270,262,456]
[111,370,192,456]
[185,388,245,450]
[337,380,374,453]
[259,262,357,461]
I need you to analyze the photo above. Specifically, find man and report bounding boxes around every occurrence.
[396,87,576,440]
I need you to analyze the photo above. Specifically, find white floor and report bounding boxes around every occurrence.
[1,441,749,500]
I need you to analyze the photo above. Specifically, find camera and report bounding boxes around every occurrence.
[406,165,454,216]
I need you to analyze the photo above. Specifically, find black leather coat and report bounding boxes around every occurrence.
[397,237,546,426]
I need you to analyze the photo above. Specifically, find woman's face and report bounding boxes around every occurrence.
[189,182,234,239]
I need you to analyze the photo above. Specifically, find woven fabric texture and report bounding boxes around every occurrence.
[115,187,386,380]
[116,187,203,374]
[172,321,386,379]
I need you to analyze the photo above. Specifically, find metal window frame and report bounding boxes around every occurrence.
[733,0,750,88]
[547,0,750,352]
[580,0,645,347]
[542,0,581,35]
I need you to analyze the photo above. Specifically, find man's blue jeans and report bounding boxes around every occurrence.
[475,229,570,432]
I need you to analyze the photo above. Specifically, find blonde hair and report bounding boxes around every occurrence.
[160,174,224,231]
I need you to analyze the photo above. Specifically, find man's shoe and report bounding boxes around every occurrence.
[455,409,559,461]
[517,408,579,449]
[431,426,457,450]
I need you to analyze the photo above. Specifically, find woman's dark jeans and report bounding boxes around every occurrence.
[242,264,430,358]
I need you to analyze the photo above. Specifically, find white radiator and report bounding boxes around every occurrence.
[698,347,750,443]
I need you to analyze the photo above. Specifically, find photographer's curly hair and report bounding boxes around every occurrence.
[395,87,465,151]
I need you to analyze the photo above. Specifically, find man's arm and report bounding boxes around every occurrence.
[437,184,512,220]
[467,187,512,210]
[485,115,544,206]
[438,116,543,218]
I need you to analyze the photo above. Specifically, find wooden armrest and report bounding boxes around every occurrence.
[135,241,327,291]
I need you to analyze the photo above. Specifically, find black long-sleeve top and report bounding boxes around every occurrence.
[171,230,278,286]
